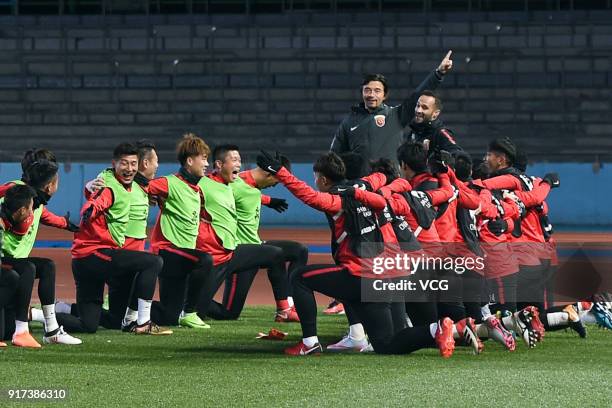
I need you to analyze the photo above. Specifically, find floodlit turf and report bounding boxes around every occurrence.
[1,307,611,407]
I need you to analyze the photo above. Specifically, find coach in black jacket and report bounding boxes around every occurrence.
[330,51,454,175]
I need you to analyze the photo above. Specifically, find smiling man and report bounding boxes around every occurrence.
[330,51,454,176]
[58,143,171,336]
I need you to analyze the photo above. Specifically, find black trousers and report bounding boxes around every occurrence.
[56,249,162,333]
[3,257,56,322]
[487,272,518,313]
[516,263,547,312]
[203,243,287,320]
[0,267,20,340]
[264,240,309,298]
[404,267,439,326]
[291,264,435,355]
[151,247,212,326]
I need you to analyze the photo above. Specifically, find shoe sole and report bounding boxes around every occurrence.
[437,318,455,359]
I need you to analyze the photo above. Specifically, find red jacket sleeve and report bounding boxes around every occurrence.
[147,177,170,199]
[276,167,341,214]
[354,188,387,211]
[478,190,498,219]
[260,194,271,205]
[482,174,522,191]
[361,172,387,191]
[448,170,480,210]
[83,188,114,220]
[513,178,551,208]
[0,182,16,198]
[456,181,480,210]
[381,178,412,196]
[41,207,68,229]
[426,173,453,206]
[502,198,520,221]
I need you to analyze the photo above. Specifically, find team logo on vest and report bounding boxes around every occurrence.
[374,115,386,127]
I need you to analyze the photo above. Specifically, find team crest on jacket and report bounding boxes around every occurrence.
[374,115,386,127]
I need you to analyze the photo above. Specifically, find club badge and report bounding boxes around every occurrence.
[374,115,386,127]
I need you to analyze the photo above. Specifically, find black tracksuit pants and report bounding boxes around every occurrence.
[56,249,162,333]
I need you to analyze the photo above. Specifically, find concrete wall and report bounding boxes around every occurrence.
[0,161,608,226]
[0,11,611,162]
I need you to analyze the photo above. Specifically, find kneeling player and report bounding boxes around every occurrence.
[257,151,458,357]
[55,143,170,335]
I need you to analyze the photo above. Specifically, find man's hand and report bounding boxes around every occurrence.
[265,198,289,213]
[256,150,282,175]
[429,150,450,174]
[437,50,453,75]
[80,205,94,225]
[542,173,560,189]
[64,212,80,232]
[85,177,105,193]
[487,218,508,236]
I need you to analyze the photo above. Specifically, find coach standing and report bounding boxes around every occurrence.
[330,51,454,175]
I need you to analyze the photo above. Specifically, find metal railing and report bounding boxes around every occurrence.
[2,0,612,15]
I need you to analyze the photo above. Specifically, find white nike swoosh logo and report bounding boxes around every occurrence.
[350,125,359,131]
[336,188,347,192]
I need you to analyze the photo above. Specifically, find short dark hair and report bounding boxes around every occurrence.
[452,151,473,182]
[397,141,428,173]
[113,143,139,160]
[213,144,240,163]
[3,184,36,214]
[136,139,156,162]
[488,137,516,166]
[313,152,345,183]
[362,73,388,95]
[514,148,528,173]
[176,133,211,166]
[369,158,399,184]
[23,160,59,189]
[419,90,443,111]
[21,148,57,172]
[339,152,366,180]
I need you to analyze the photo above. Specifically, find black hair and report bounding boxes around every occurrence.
[113,143,139,160]
[452,151,473,182]
[514,149,529,173]
[488,137,516,166]
[339,152,366,180]
[313,152,346,183]
[471,159,490,180]
[135,139,156,162]
[362,73,388,95]
[419,90,443,111]
[396,141,428,173]
[2,184,37,215]
[213,144,240,163]
[369,158,399,184]
[23,160,59,190]
[21,148,57,172]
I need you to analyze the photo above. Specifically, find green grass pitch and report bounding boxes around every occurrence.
[1,306,611,407]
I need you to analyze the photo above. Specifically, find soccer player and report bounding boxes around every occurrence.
[194,145,290,322]
[207,144,305,322]
[257,150,461,357]
[0,185,36,346]
[55,143,170,335]
[0,158,81,347]
[146,135,214,329]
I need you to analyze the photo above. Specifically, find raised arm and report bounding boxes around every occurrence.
[275,168,342,214]
[398,50,452,126]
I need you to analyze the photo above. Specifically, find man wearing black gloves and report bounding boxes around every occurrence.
[330,51,454,175]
